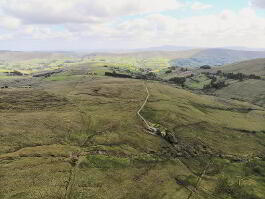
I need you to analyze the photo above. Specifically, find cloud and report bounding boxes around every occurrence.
[0,33,14,40]
[0,1,264,49]
[79,8,265,48]
[190,2,212,10]
[11,7,262,48]
[0,0,184,24]
[0,16,21,29]
[22,25,75,40]
[250,0,265,9]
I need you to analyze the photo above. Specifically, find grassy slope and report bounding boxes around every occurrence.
[210,58,265,107]
[216,58,265,76]
[0,64,265,198]
[215,79,265,107]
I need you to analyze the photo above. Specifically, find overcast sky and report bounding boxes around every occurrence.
[0,0,265,51]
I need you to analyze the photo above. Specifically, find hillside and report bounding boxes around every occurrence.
[216,58,265,76]
[214,79,265,107]
[0,62,265,199]
[170,49,265,67]
[204,59,265,107]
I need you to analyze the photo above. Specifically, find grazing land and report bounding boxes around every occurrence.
[0,51,265,199]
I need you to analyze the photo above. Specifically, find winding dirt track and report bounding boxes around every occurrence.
[137,83,150,128]
[137,82,157,135]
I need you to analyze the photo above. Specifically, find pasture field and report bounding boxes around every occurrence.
[0,62,265,199]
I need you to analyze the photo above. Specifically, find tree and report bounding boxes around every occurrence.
[169,77,186,86]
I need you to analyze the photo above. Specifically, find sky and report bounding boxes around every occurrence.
[0,0,265,51]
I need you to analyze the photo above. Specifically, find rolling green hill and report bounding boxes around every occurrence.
[0,62,265,199]
[216,58,265,76]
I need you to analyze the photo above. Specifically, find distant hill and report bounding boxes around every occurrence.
[88,48,265,68]
[87,49,203,59]
[0,51,72,62]
[170,49,265,67]
[134,45,196,51]
[216,58,265,76]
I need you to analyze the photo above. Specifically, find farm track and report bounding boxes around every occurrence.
[137,82,158,136]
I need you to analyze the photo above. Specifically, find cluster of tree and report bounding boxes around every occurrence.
[4,70,24,76]
[165,70,172,74]
[223,72,261,81]
[136,72,159,80]
[139,68,152,73]
[203,74,226,90]
[204,80,226,90]
[203,70,262,82]
[180,67,188,72]
[104,71,132,78]
[168,66,177,70]
[200,65,211,69]
[169,76,186,86]
[223,72,246,81]
[33,69,64,78]
[146,72,156,78]
[248,74,261,80]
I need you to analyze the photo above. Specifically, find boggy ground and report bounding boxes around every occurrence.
[0,69,265,199]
